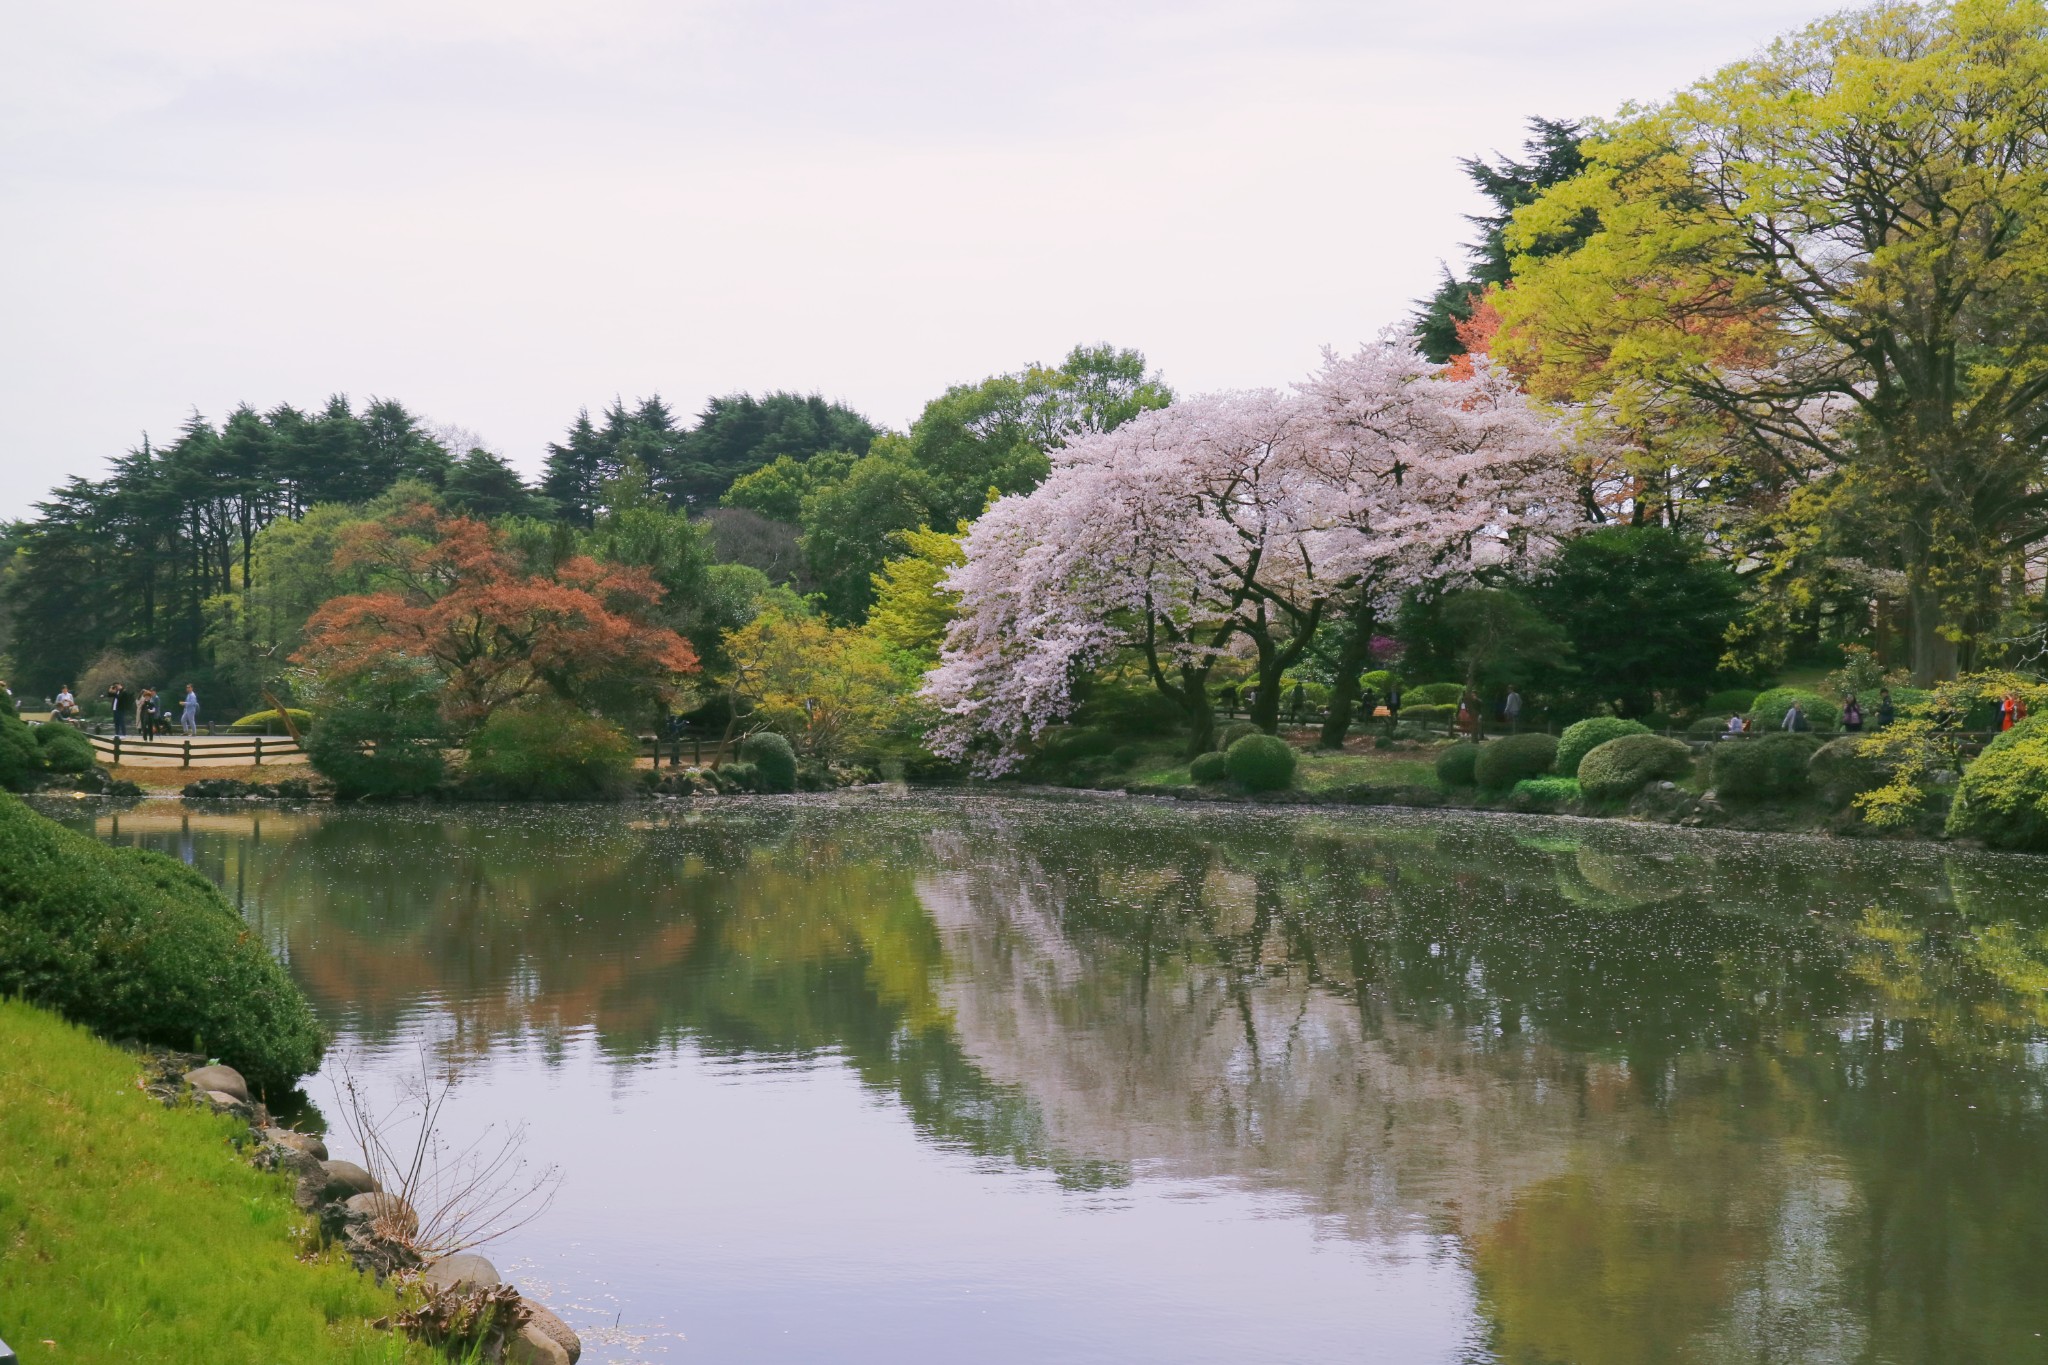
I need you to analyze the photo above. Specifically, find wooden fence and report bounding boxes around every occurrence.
[89,734,305,768]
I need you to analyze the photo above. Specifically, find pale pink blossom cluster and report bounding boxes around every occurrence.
[923,342,1579,772]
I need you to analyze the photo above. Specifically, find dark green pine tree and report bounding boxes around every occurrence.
[657,392,880,509]
[1413,117,1593,363]
[444,447,540,520]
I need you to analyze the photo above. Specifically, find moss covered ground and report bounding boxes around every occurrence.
[0,1000,429,1365]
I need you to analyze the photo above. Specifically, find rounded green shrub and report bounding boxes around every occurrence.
[1808,735,1892,810]
[1749,688,1839,733]
[1945,719,2048,849]
[0,710,43,792]
[1703,688,1760,716]
[1189,751,1228,784]
[1577,734,1692,801]
[1362,670,1396,696]
[464,705,637,801]
[228,707,315,735]
[1224,733,1297,791]
[1405,682,1465,706]
[306,704,447,800]
[740,731,799,793]
[1687,715,1734,738]
[1398,703,1457,729]
[34,723,98,775]
[1474,732,1559,790]
[0,791,326,1094]
[1555,717,1652,780]
[1217,721,1261,751]
[1435,741,1481,787]
[1708,733,1824,800]
[1510,776,1580,808]
[717,761,760,792]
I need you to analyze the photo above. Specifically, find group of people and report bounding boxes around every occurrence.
[1723,688,1898,736]
[45,681,200,737]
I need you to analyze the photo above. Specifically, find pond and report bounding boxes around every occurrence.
[44,791,2048,1362]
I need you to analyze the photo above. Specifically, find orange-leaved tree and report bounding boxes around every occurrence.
[294,504,699,727]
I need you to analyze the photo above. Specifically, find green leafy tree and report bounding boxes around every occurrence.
[1530,527,1744,716]
[1497,1,2048,682]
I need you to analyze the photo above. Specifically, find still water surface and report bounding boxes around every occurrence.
[48,792,2048,1363]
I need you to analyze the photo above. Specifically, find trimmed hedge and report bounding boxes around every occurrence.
[1225,734,1297,791]
[463,705,637,801]
[1577,734,1692,801]
[1189,751,1228,783]
[0,709,39,791]
[1474,733,1559,791]
[34,723,98,775]
[1436,742,1481,787]
[1749,688,1839,733]
[1555,717,1652,781]
[0,792,326,1093]
[1703,688,1760,716]
[1399,703,1457,728]
[1808,735,1892,810]
[228,707,314,735]
[741,731,799,793]
[1709,733,1824,800]
[1217,721,1261,751]
[1511,776,1580,808]
[1405,682,1465,706]
[1946,718,2048,850]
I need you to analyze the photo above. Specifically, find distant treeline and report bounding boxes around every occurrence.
[0,346,1167,703]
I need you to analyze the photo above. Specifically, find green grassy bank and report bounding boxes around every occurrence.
[0,1000,428,1365]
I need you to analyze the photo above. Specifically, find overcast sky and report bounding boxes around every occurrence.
[0,0,1846,518]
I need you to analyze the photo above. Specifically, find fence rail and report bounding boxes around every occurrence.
[88,734,304,767]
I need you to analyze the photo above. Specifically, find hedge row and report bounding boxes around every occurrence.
[0,793,326,1094]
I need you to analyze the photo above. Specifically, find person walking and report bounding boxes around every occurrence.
[1501,687,1523,733]
[105,682,128,737]
[1842,694,1863,732]
[1385,681,1403,715]
[179,684,200,736]
[1876,688,1896,729]
[1782,700,1806,732]
[139,689,160,741]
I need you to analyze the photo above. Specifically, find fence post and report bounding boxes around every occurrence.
[254,735,264,766]
[182,740,191,769]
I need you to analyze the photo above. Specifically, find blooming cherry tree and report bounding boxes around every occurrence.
[923,342,1576,772]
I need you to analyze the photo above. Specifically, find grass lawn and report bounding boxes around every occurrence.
[0,1000,429,1365]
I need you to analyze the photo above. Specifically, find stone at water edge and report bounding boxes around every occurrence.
[263,1127,328,1161]
[422,1252,501,1292]
[343,1191,420,1238]
[506,1322,572,1365]
[183,1064,249,1102]
[523,1300,583,1364]
[317,1159,378,1200]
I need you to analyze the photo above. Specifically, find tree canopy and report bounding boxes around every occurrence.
[1495,0,2048,682]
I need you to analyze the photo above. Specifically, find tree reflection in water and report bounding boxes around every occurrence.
[68,796,2048,1360]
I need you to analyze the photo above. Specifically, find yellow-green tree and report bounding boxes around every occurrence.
[1496,0,2048,683]
[864,524,964,665]
[723,605,909,762]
